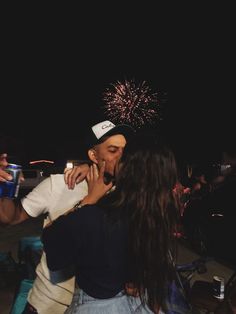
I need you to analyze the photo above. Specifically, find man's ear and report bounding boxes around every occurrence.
[88,149,98,164]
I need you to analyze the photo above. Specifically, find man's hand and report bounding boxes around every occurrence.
[64,164,90,189]
[0,153,24,183]
[0,169,13,182]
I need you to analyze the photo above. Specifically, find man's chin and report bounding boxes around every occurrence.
[104,172,115,185]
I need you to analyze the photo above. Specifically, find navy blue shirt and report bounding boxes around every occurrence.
[42,205,128,299]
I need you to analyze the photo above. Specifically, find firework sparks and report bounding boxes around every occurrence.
[103,79,162,128]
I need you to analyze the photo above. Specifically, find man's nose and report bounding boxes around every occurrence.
[117,148,124,157]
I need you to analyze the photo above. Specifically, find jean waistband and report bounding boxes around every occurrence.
[77,289,125,304]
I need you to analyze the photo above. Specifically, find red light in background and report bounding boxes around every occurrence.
[29,160,54,165]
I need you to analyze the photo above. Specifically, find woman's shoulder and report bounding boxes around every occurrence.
[73,204,104,219]
[71,205,105,232]
[50,205,103,232]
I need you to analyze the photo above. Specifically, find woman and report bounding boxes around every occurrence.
[42,133,182,313]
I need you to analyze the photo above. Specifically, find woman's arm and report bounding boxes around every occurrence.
[42,212,77,271]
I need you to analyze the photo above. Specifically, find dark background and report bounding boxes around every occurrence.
[1,9,235,166]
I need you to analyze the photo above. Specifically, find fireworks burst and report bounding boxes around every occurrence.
[102,79,162,128]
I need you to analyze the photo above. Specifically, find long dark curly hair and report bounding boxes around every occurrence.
[99,132,180,313]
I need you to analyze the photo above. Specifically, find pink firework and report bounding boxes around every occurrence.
[103,79,161,128]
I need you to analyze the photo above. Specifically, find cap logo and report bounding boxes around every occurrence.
[92,120,115,139]
[102,122,114,129]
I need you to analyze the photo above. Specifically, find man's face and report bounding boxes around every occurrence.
[90,134,127,176]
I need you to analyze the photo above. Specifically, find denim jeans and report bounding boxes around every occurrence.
[64,288,164,314]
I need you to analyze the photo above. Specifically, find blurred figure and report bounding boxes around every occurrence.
[211,151,236,190]
[189,170,212,200]
[173,181,191,216]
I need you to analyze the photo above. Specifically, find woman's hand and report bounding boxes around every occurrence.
[81,162,113,206]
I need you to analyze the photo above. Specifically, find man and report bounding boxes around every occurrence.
[0,120,134,314]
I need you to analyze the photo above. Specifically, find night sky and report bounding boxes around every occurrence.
[1,17,235,166]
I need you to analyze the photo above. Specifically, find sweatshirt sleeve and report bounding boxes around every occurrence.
[42,211,79,271]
